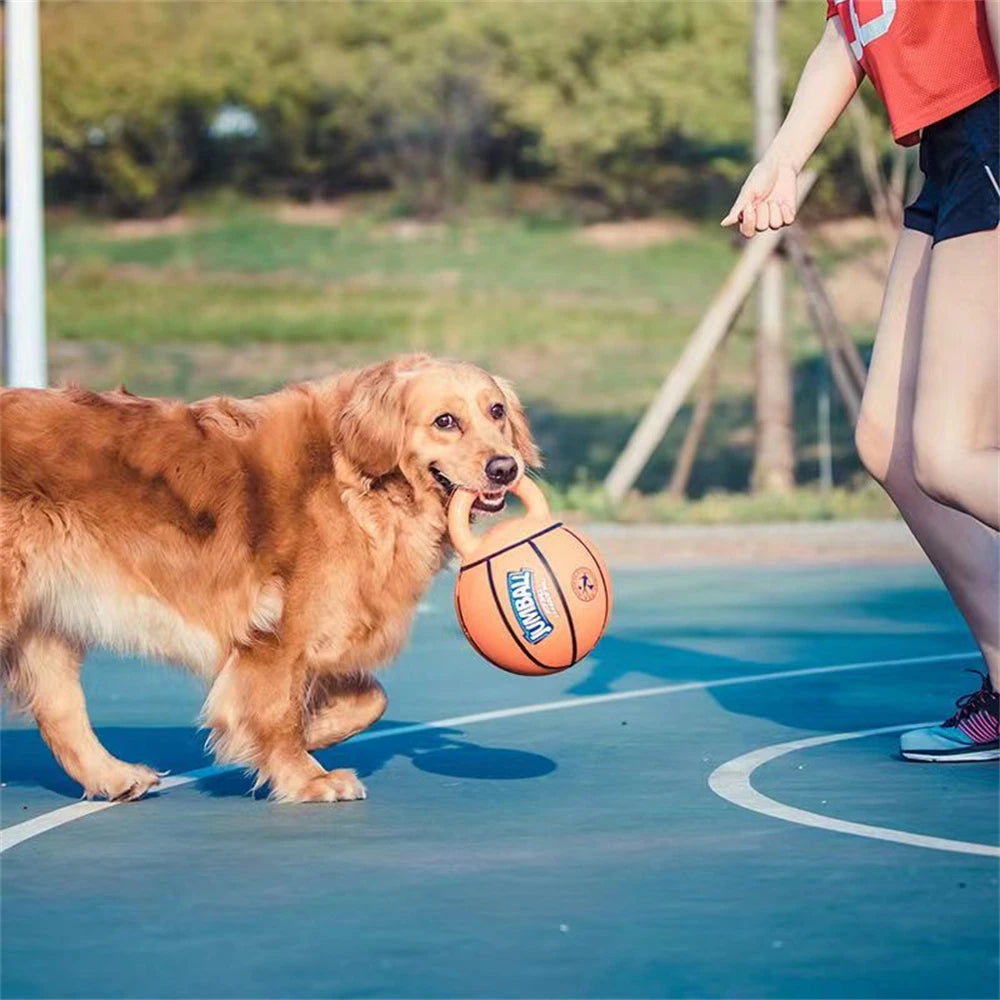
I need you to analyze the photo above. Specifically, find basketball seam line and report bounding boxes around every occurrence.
[485,559,550,669]
[528,539,577,667]
[460,522,564,571]
[561,526,611,634]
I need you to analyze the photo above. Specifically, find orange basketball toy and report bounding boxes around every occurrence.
[448,477,612,675]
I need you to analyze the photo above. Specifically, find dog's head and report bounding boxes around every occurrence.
[336,355,541,514]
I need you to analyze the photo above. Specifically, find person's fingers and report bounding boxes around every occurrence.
[780,201,796,226]
[740,201,757,238]
[721,191,749,226]
[766,200,786,230]
[754,201,771,232]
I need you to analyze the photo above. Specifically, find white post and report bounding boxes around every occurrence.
[818,372,833,494]
[4,0,48,388]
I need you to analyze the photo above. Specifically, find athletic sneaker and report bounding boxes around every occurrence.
[900,671,999,762]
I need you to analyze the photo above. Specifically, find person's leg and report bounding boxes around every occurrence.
[912,229,1000,530]
[857,227,999,761]
[856,228,1000,687]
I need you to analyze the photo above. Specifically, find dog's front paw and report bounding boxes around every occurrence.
[292,768,367,804]
[84,761,162,802]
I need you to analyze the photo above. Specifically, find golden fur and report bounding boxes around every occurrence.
[0,355,540,802]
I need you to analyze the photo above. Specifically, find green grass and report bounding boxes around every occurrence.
[42,199,882,518]
[46,206,748,415]
[48,211,731,308]
[50,272,417,345]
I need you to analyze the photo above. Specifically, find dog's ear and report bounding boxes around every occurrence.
[336,360,411,479]
[496,377,542,468]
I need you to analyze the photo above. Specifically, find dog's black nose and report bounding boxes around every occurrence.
[485,455,518,485]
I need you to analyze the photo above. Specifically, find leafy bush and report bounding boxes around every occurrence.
[32,0,888,217]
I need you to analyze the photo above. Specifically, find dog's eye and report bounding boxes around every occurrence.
[434,413,458,430]
[489,403,505,421]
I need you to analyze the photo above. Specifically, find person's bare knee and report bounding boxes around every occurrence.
[854,231,930,491]
[855,409,895,486]
[910,384,974,509]
[911,426,961,509]
[911,232,999,526]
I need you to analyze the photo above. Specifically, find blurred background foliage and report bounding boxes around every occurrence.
[0,0,903,518]
[37,0,885,218]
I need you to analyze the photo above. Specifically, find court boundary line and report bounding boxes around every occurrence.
[0,650,979,854]
[708,724,1000,857]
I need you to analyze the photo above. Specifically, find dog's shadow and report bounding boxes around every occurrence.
[0,721,556,800]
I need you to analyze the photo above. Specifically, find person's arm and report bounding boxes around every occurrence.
[722,16,864,238]
[985,0,1000,72]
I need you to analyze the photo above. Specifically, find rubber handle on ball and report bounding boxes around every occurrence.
[511,475,551,519]
[447,489,477,560]
[447,475,552,562]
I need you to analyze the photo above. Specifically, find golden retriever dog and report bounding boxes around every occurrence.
[0,355,540,803]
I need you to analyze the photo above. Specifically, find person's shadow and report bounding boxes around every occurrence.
[566,585,973,736]
[0,721,556,800]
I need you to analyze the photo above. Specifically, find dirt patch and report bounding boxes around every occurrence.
[578,217,697,250]
[582,520,919,566]
[370,220,448,242]
[274,201,351,227]
[104,216,198,241]
[90,262,322,288]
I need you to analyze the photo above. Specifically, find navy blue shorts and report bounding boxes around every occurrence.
[903,88,1000,244]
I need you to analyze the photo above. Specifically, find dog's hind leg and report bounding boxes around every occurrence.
[304,673,387,751]
[203,645,367,803]
[9,633,161,801]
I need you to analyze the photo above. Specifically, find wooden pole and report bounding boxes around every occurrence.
[888,144,908,228]
[603,172,817,503]
[666,341,725,499]
[784,228,865,422]
[847,97,897,254]
[752,0,794,494]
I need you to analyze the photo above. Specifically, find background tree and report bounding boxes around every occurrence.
[30,0,888,220]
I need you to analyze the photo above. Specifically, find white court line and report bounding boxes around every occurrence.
[0,650,979,854]
[709,724,1000,857]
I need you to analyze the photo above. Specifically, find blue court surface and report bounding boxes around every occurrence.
[2,560,998,999]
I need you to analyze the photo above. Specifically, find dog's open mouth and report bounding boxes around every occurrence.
[430,466,507,514]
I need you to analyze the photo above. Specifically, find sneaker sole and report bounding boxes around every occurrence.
[901,746,1000,763]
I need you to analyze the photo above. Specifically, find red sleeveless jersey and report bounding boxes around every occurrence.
[826,0,999,145]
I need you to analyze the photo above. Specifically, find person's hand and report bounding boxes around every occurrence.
[721,155,798,238]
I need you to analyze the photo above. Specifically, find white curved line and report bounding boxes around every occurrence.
[709,724,1000,857]
[0,650,979,854]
